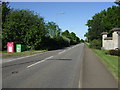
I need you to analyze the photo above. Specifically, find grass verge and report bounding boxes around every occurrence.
[1,50,47,58]
[92,49,120,81]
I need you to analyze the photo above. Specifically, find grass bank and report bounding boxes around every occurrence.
[1,50,47,58]
[92,49,119,81]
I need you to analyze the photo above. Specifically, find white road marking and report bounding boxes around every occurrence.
[58,44,80,55]
[58,44,79,55]
[45,56,53,60]
[67,48,71,50]
[3,44,80,64]
[3,45,79,63]
[58,50,66,55]
[27,56,53,68]
[3,53,44,63]
[78,79,81,88]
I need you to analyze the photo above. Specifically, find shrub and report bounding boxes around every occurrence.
[109,50,120,56]
[39,36,70,50]
[89,39,102,49]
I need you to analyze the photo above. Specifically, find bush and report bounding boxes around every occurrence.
[109,50,120,56]
[62,36,70,47]
[38,36,70,50]
[89,39,102,49]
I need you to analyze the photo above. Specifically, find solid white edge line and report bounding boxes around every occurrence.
[27,56,53,68]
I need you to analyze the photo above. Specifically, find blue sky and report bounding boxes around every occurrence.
[9,2,116,39]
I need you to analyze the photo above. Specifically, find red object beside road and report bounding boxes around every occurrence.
[7,42,14,53]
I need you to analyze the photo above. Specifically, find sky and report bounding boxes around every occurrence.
[9,2,117,39]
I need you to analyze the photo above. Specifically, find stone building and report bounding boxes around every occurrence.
[102,28,120,50]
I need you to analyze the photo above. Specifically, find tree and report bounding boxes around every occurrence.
[62,30,80,45]
[62,30,71,39]
[62,30,69,36]
[46,22,61,38]
[80,39,84,43]
[1,2,11,34]
[76,37,80,43]
[2,2,11,50]
[85,6,120,42]
[2,2,11,24]
[70,32,76,40]
[115,0,120,6]
[89,39,102,49]
[2,3,80,51]
[2,9,47,50]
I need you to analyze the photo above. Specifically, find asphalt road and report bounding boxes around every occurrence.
[2,43,84,88]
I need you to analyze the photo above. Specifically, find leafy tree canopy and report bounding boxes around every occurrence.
[85,5,120,42]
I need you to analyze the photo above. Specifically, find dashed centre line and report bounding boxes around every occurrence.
[27,56,53,68]
[58,50,66,55]
[27,44,80,68]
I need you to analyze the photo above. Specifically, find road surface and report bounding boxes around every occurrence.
[2,43,118,88]
[82,46,118,88]
[3,44,84,88]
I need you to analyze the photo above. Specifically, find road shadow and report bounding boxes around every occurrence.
[48,58,72,61]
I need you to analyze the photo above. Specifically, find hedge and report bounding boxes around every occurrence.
[89,39,102,49]
[109,50,120,56]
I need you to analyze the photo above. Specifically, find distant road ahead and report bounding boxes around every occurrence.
[3,44,84,88]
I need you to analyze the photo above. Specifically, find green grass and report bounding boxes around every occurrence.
[92,49,119,81]
[85,42,90,47]
[1,50,47,58]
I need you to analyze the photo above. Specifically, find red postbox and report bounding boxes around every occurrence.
[7,42,14,53]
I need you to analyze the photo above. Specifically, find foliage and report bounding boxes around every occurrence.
[62,30,80,45]
[62,30,70,38]
[2,9,47,50]
[108,50,120,56]
[39,36,70,50]
[46,22,61,37]
[115,0,120,6]
[89,39,102,49]
[2,2,80,51]
[80,39,84,43]
[85,5,120,42]
[1,2,11,40]
[2,2,11,25]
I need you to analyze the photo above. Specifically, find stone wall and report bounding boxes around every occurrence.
[102,34,107,48]
[118,32,120,49]
[102,28,120,50]
[103,40,114,50]
[112,31,119,49]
